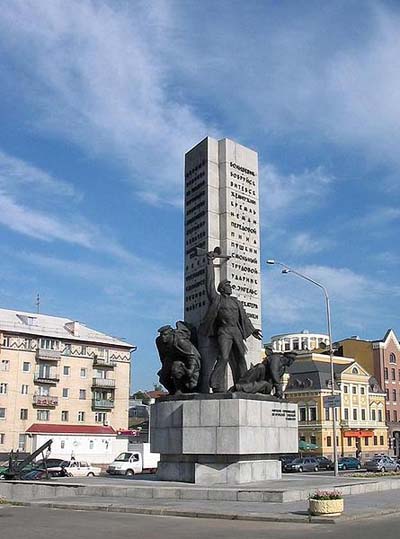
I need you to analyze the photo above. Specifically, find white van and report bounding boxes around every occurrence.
[106,443,159,476]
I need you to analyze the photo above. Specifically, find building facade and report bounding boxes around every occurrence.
[271,331,330,353]
[336,330,400,456]
[0,308,134,456]
[285,353,388,460]
[184,137,262,367]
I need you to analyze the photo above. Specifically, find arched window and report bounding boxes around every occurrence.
[352,367,359,374]
[390,353,397,364]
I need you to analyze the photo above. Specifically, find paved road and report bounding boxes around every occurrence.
[1,505,400,539]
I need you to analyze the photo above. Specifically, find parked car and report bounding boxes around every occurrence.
[365,455,400,473]
[338,457,361,470]
[20,469,51,481]
[36,458,65,469]
[0,460,39,479]
[315,456,333,470]
[284,457,319,473]
[47,460,101,477]
[279,455,298,472]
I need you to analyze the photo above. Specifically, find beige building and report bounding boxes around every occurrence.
[285,352,388,460]
[0,308,134,455]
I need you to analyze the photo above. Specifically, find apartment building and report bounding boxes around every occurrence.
[0,308,134,457]
[336,330,400,456]
[285,352,388,460]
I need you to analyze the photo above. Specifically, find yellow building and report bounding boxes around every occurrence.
[285,352,388,460]
[0,308,134,457]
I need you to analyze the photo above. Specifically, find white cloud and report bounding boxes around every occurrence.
[260,163,333,224]
[288,233,334,255]
[0,150,78,199]
[0,0,214,206]
[263,263,400,339]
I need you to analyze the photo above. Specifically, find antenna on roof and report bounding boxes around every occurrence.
[36,293,40,314]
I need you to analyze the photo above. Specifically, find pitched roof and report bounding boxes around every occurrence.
[26,424,117,435]
[0,307,133,348]
[287,360,348,391]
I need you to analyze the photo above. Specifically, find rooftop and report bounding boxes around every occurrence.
[0,307,134,348]
[26,424,117,435]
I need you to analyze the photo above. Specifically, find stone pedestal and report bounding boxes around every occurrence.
[150,393,298,485]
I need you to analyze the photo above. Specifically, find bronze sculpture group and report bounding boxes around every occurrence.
[155,248,296,397]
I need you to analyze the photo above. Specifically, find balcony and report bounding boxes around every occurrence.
[91,377,116,389]
[33,394,59,407]
[92,399,115,410]
[93,356,116,369]
[34,370,60,384]
[36,348,61,362]
[340,420,381,429]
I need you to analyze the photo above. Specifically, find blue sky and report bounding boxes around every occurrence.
[0,0,399,391]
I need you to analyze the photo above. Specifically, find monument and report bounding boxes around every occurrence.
[151,137,298,484]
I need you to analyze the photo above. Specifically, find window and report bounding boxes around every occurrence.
[352,367,359,374]
[89,440,94,449]
[361,409,366,420]
[392,369,396,381]
[81,345,87,356]
[309,407,317,421]
[79,389,86,400]
[300,435,306,442]
[347,436,352,446]
[299,407,306,422]
[63,366,70,376]
[352,386,357,394]
[61,410,69,422]
[24,338,34,350]
[394,410,398,422]
[365,437,369,446]
[0,408,5,419]
[20,409,28,420]
[61,440,65,449]
[80,368,87,378]
[343,385,348,393]
[78,411,85,422]
[386,410,391,422]
[393,389,397,402]
[0,360,9,372]
[360,387,365,395]
[310,435,316,445]
[371,409,376,421]
[18,434,27,451]
[327,436,332,447]
[37,410,49,421]
[353,409,358,420]
[380,436,384,445]
[0,383,7,394]
[62,388,69,398]
[378,409,383,422]
[384,368,389,380]
[21,384,29,395]
[22,362,31,372]
[344,408,349,420]
[95,412,107,423]
[386,389,390,400]
[373,436,378,446]
[390,353,397,364]
[2,335,11,347]
[39,338,59,350]
[0,433,4,444]
[325,408,330,421]
[63,343,72,355]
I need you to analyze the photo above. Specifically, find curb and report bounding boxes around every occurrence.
[19,500,336,524]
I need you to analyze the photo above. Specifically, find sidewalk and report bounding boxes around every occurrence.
[14,485,400,524]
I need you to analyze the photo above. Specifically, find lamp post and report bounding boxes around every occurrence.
[266,259,339,476]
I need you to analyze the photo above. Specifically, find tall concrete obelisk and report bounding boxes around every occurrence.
[184,137,262,377]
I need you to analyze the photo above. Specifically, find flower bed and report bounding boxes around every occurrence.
[308,490,344,516]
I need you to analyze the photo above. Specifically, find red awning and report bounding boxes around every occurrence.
[26,423,116,435]
[343,430,373,438]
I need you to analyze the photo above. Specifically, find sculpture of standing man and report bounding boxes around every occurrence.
[199,250,262,393]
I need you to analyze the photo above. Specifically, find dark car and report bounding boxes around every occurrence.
[35,458,65,476]
[315,456,333,470]
[20,469,50,481]
[338,457,361,470]
[279,455,298,472]
[284,457,319,473]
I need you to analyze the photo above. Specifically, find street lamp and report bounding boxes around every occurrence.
[266,259,339,476]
